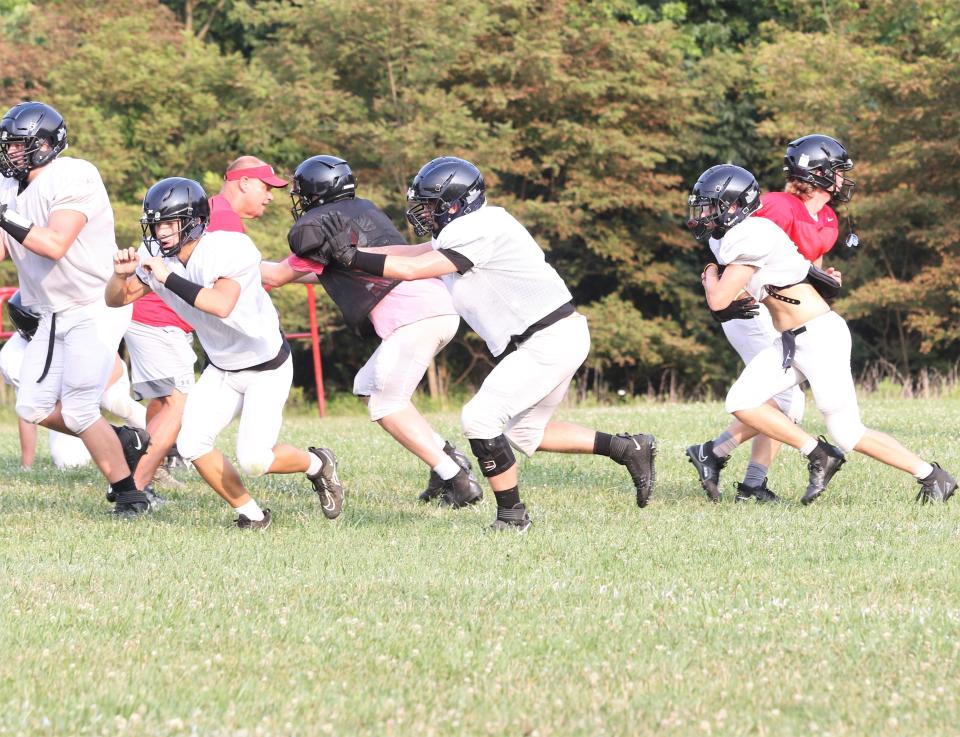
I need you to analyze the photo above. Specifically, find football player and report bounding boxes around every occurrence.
[686,134,853,503]
[106,177,343,530]
[687,163,955,504]
[0,101,150,514]
[260,154,483,508]
[314,156,657,531]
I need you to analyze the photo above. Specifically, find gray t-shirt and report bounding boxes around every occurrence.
[432,206,572,357]
[0,157,116,312]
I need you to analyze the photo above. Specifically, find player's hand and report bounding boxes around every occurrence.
[710,296,759,323]
[113,247,140,277]
[825,267,842,286]
[142,256,171,284]
[319,213,358,268]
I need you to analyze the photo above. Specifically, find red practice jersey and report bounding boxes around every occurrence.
[131,194,245,330]
[754,191,838,263]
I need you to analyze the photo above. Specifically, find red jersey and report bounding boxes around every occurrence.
[131,194,245,331]
[754,191,838,263]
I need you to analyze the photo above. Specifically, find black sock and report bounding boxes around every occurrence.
[494,486,521,509]
[593,431,614,456]
[110,475,137,495]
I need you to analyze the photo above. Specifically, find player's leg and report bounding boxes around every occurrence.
[100,356,147,430]
[17,418,37,470]
[48,428,92,469]
[0,335,37,469]
[234,357,344,519]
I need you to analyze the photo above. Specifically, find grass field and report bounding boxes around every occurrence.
[1,398,959,737]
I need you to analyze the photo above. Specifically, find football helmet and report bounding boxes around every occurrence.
[6,291,39,341]
[140,177,210,257]
[687,164,761,241]
[405,156,485,237]
[783,134,855,203]
[0,102,68,181]
[290,155,357,221]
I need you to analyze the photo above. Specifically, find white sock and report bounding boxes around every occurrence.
[433,455,461,481]
[433,433,447,450]
[800,438,818,456]
[235,499,264,521]
[913,462,934,480]
[306,452,323,477]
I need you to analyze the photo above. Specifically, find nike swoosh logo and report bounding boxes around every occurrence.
[632,437,641,450]
[698,447,708,462]
[133,435,142,451]
[322,496,336,511]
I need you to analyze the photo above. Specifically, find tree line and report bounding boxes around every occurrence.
[2,0,957,400]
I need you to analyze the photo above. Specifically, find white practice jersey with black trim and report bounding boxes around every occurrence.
[709,216,810,302]
[136,230,282,370]
[431,206,572,357]
[0,157,116,312]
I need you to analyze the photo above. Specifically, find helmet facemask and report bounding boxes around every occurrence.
[141,214,207,258]
[405,179,485,237]
[289,189,323,222]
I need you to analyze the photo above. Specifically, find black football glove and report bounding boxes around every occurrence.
[319,212,358,268]
[710,297,759,322]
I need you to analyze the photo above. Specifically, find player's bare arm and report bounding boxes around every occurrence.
[701,263,755,311]
[260,259,317,288]
[105,247,152,306]
[143,256,241,318]
[0,205,86,260]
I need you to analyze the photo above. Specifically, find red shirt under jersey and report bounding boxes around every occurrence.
[131,194,245,330]
[754,191,839,263]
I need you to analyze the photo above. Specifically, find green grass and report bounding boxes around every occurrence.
[1,399,959,737]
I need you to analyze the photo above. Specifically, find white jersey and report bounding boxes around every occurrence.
[0,157,116,313]
[709,216,810,302]
[431,205,573,357]
[136,230,282,370]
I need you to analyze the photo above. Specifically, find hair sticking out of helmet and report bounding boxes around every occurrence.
[686,164,761,241]
[140,178,210,258]
[405,157,486,237]
[290,155,357,222]
[783,134,855,203]
[0,102,68,181]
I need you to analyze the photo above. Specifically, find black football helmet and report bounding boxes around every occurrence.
[687,164,761,241]
[0,102,68,181]
[290,155,357,221]
[783,134,855,203]
[6,291,39,341]
[140,177,210,257]
[405,157,486,237]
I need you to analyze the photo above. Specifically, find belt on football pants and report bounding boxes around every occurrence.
[37,312,56,383]
[208,334,291,373]
[495,301,576,363]
[781,326,807,370]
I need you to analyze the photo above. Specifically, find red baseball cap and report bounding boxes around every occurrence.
[225,164,288,188]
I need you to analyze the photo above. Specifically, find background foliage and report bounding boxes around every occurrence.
[2,0,957,398]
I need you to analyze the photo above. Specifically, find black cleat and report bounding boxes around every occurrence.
[735,478,781,504]
[440,468,484,508]
[307,447,344,519]
[916,463,957,504]
[611,433,657,507]
[143,483,168,509]
[112,489,151,516]
[801,437,846,505]
[235,508,272,530]
[685,440,729,502]
[113,424,150,475]
[489,502,531,533]
[418,442,476,503]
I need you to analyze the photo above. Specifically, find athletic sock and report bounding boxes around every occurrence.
[305,452,323,477]
[433,433,447,450]
[109,475,137,496]
[494,486,521,509]
[433,455,461,481]
[743,462,768,488]
[593,431,614,456]
[235,499,264,521]
[913,462,934,480]
[711,431,739,458]
[800,437,818,456]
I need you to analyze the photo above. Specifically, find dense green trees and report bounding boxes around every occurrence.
[2,0,957,398]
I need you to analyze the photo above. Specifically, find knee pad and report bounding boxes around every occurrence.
[825,407,866,452]
[61,405,101,435]
[175,426,214,463]
[469,435,516,477]
[725,380,762,414]
[460,398,505,440]
[16,400,51,425]
[237,448,276,477]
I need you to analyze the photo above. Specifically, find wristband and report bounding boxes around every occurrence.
[164,272,203,306]
[353,250,386,277]
[0,205,35,243]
